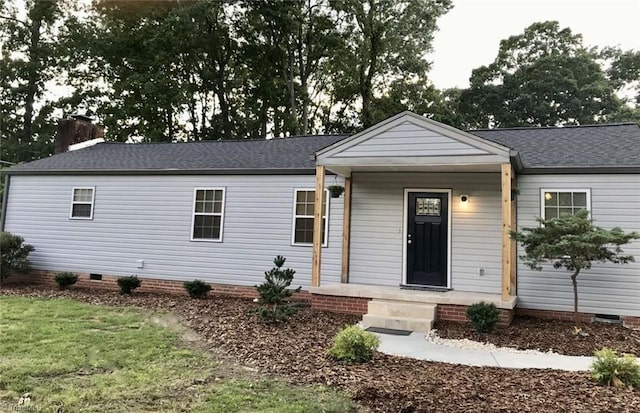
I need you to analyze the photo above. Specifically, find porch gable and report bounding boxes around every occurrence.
[316,112,512,173]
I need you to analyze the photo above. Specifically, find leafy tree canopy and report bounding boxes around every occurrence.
[0,0,66,164]
[64,0,452,142]
[3,4,639,165]
[456,21,640,128]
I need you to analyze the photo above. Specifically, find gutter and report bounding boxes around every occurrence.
[518,167,640,175]
[3,168,333,177]
[509,150,524,173]
[0,174,9,231]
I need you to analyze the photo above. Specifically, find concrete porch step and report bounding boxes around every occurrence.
[362,314,434,333]
[362,299,437,333]
[367,299,436,319]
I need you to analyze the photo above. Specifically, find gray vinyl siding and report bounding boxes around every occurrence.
[334,121,488,158]
[3,175,344,288]
[517,174,640,316]
[348,172,502,294]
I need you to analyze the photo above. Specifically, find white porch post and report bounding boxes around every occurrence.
[311,165,325,287]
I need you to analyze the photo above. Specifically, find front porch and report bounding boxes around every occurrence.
[308,113,519,331]
[311,113,517,296]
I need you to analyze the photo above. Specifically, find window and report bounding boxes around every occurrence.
[541,189,591,220]
[292,189,328,246]
[70,187,95,219]
[416,197,441,216]
[191,188,225,241]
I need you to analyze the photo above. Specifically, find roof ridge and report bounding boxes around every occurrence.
[470,122,639,132]
[98,134,349,146]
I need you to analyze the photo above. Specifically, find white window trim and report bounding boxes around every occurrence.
[190,187,226,242]
[540,188,592,220]
[291,188,329,247]
[69,187,95,220]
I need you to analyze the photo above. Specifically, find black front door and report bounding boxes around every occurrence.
[406,192,448,286]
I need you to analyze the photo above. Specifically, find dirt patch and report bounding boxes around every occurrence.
[3,286,639,413]
[149,313,201,343]
[434,317,640,357]
[147,311,268,383]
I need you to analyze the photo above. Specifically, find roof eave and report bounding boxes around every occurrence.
[3,168,323,176]
[520,166,640,174]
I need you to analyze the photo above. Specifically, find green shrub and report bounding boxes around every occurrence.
[0,231,35,287]
[183,279,212,299]
[327,326,380,363]
[466,302,500,333]
[55,272,78,289]
[591,347,640,388]
[117,275,142,295]
[255,256,301,323]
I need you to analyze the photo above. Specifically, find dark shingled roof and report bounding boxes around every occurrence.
[470,123,640,170]
[5,122,640,174]
[5,135,347,174]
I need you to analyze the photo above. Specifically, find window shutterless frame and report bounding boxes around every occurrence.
[190,187,226,242]
[69,187,95,220]
[540,188,591,220]
[291,188,329,247]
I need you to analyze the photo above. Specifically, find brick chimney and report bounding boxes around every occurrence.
[54,114,104,154]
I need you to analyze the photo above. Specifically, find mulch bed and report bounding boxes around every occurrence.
[434,317,640,357]
[2,286,639,413]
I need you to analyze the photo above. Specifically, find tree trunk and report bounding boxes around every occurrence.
[166,106,174,141]
[274,109,282,137]
[24,13,43,148]
[359,5,380,128]
[257,103,265,138]
[287,44,299,135]
[571,270,580,324]
[301,79,309,135]
[299,0,312,135]
[201,91,209,139]
[188,99,198,141]
[215,80,231,139]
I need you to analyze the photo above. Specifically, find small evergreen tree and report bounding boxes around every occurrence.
[466,302,500,334]
[117,275,142,295]
[512,210,638,324]
[55,272,78,290]
[255,255,301,323]
[183,279,213,299]
[0,232,35,287]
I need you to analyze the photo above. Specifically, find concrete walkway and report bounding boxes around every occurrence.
[373,332,593,371]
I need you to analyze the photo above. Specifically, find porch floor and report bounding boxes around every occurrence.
[309,283,517,309]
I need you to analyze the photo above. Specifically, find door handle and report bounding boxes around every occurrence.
[407,239,412,244]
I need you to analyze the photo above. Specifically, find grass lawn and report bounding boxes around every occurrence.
[0,296,353,412]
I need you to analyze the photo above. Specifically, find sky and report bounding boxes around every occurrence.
[428,0,640,89]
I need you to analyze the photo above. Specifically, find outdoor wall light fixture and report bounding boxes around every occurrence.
[460,194,469,205]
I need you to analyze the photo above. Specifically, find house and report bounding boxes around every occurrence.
[2,112,639,330]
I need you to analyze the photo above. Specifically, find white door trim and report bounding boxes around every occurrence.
[402,188,452,288]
